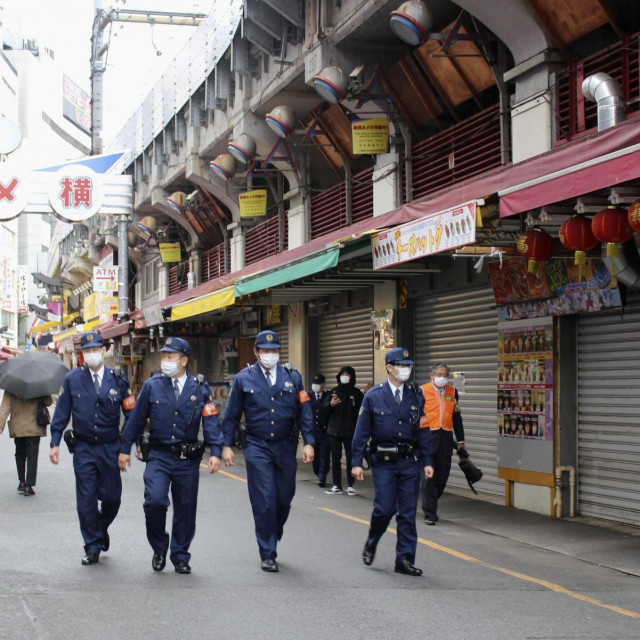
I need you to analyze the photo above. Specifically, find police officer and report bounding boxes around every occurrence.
[49,332,135,566]
[351,348,434,576]
[310,374,330,487]
[221,330,314,572]
[420,362,466,525]
[119,337,222,574]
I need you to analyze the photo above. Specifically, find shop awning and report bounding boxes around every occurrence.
[498,143,640,217]
[234,247,341,297]
[100,321,132,340]
[170,286,236,321]
[52,318,102,343]
[28,312,80,336]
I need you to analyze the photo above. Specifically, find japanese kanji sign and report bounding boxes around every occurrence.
[49,165,104,221]
[352,118,389,155]
[239,189,267,217]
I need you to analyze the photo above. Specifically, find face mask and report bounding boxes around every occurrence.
[84,353,103,368]
[433,376,448,388]
[259,353,279,370]
[161,361,180,377]
[339,375,351,385]
[394,366,412,382]
[311,384,322,394]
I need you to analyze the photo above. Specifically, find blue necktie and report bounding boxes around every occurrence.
[173,378,180,400]
[93,374,100,394]
[395,388,401,405]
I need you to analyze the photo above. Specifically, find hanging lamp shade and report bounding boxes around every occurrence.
[228,134,257,164]
[628,199,640,233]
[591,206,632,258]
[167,191,186,214]
[265,105,296,138]
[389,0,433,46]
[138,215,156,237]
[209,153,236,181]
[516,227,555,274]
[312,66,349,103]
[559,214,598,266]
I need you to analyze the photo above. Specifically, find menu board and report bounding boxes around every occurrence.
[497,317,553,441]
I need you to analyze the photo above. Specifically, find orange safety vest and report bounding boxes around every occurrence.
[419,383,456,430]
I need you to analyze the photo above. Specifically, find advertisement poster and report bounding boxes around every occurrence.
[497,317,553,441]
[489,257,621,321]
[352,118,389,155]
[371,309,393,350]
[372,201,476,269]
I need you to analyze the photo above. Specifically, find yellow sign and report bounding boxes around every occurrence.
[352,118,389,155]
[159,242,182,263]
[239,189,267,218]
[83,292,100,321]
[171,286,236,321]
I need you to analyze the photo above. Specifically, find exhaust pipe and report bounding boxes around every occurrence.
[602,239,640,289]
[582,72,625,131]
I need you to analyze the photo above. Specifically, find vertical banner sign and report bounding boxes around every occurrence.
[18,265,29,314]
[239,189,268,217]
[352,118,389,155]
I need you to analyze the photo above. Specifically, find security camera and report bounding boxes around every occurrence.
[348,65,366,89]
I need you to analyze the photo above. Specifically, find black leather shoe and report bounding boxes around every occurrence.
[174,561,191,574]
[362,543,376,566]
[318,481,326,488]
[424,515,436,526]
[152,552,167,572]
[17,482,25,493]
[81,552,100,566]
[395,560,423,576]
[102,531,110,552]
[22,486,35,496]
[261,558,279,572]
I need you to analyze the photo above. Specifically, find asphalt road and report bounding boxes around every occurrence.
[2,433,640,640]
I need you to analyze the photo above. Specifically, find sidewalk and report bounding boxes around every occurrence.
[291,451,640,578]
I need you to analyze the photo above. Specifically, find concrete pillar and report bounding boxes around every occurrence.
[158,263,170,300]
[189,248,202,287]
[372,152,399,217]
[288,301,306,372]
[287,204,306,250]
[228,225,245,273]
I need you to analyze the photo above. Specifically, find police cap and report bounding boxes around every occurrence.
[160,337,191,357]
[385,347,414,366]
[255,330,280,349]
[312,374,325,384]
[81,332,104,350]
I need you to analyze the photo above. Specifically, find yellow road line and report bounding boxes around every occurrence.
[200,463,247,483]
[319,506,640,619]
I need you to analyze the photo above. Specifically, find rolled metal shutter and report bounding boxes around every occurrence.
[577,293,640,525]
[278,323,290,367]
[319,307,374,391]
[414,287,503,496]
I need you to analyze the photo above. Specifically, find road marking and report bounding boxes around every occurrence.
[319,506,640,619]
[200,463,247,483]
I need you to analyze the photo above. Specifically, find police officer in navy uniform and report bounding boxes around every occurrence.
[49,332,136,566]
[221,330,315,572]
[351,348,434,576]
[310,373,330,487]
[119,337,222,574]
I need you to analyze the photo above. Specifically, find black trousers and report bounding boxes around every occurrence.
[328,434,354,489]
[420,429,454,518]
[15,437,41,487]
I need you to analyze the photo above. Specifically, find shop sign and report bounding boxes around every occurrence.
[18,265,28,314]
[239,189,267,217]
[159,242,182,263]
[372,201,476,269]
[93,266,118,293]
[352,118,389,155]
[489,257,621,321]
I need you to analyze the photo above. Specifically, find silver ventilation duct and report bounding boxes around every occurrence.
[602,240,640,289]
[582,72,625,131]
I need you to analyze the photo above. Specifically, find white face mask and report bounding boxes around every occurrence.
[394,366,412,382]
[161,361,181,377]
[259,353,279,370]
[433,376,449,388]
[84,353,103,368]
[311,384,322,394]
[339,375,351,385]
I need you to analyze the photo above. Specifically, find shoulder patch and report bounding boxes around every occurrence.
[59,386,64,395]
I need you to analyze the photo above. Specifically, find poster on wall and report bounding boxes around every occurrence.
[489,257,620,321]
[497,316,553,442]
[370,309,393,350]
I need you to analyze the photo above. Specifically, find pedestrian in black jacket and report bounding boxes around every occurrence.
[323,366,364,496]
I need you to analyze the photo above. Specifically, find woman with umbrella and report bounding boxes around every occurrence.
[0,349,69,495]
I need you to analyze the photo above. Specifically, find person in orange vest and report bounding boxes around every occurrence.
[420,363,465,525]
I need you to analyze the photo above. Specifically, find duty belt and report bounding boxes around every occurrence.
[398,442,417,458]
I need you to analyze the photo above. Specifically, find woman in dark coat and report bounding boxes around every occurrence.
[323,366,364,495]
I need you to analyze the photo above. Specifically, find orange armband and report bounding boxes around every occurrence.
[122,395,136,410]
[202,402,218,417]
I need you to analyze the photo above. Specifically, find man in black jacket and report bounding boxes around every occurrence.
[323,366,364,496]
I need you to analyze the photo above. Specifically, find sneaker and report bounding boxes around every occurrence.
[325,485,343,494]
[346,487,357,496]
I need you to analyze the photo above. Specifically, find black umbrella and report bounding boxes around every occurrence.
[0,350,70,400]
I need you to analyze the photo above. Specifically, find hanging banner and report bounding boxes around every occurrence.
[239,189,267,217]
[352,118,389,155]
[372,201,476,269]
[159,242,182,263]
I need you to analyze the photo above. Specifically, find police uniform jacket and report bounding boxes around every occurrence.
[221,363,314,446]
[120,373,222,457]
[310,390,330,431]
[50,366,135,447]
[351,382,434,468]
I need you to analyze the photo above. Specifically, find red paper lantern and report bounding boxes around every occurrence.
[559,214,598,266]
[592,206,632,258]
[516,228,555,274]
[628,199,640,233]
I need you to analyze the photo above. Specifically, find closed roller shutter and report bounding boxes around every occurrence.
[319,307,373,390]
[277,323,289,366]
[577,293,640,525]
[414,287,502,497]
